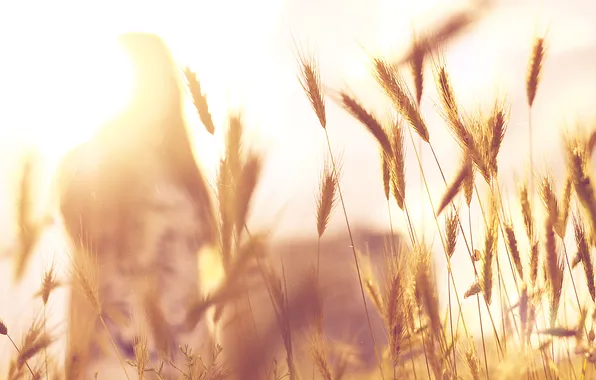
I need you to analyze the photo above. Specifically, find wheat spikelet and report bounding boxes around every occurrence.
[35,260,61,306]
[540,174,560,225]
[218,158,234,270]
[396,3,486,67]
[488,99,508,177]
[504,223,523,280]
[464,341,481,380]
[520,183,535,241]
[69,248,101,315]
[183,66,215,134]
[297,49,326,129]
[445,209,459,258]
[410,36,425,106]
[381,150,391,201]
[0,319,7,336]
[310,331,333,380]
[434,62,486,181]
[391,117,406,210]
[573,212,595,301]
[226,113,244,182]
[316,159,339,238]
[339,91,393,157]
[464,281,481,299]
[566,135,596,235]
[414,244,441,342]
[435,63,468,145]
[526,37,545,107]
[481,194,499,305]
[384,268,407,367]
[131,333,148,380]
[436,156,472,216]
[557,174,572,238]
[373,57,429,142]
[17,313,53,371]
[462,110,492,183]
[544,215,563,326]
[234,152,262,232]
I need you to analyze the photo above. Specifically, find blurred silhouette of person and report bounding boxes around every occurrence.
[55,32,218,379]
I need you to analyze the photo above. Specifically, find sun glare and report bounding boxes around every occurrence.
[39,39,135,156]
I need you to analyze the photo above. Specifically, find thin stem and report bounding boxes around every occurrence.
[406,131,466,375]
[387,200,397,256]
[387,199,418,380]
[324,130,386,380]
[469,205,490,380]
[427,143,503,354]
[43,305,48,380]
[7,334,36,378]
[99,315,132,380]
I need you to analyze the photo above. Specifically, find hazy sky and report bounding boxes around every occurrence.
[1,0,596,358]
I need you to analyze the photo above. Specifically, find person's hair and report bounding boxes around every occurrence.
[57,32,217,253]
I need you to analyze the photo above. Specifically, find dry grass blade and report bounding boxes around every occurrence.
[296,48,326,129]
[436,156,471,216]
[573,212,595,301]
[373,57,429,142]
[338,91,393,157]
[183,66,215,134]
[316,158,339,238]
[526,37,545,107]
[504,223,523,280]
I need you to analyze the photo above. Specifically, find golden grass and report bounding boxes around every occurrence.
[4,3,596,379]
